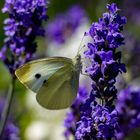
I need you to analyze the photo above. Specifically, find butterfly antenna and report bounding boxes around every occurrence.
[77,34,86,55]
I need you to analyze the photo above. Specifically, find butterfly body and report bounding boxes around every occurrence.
[15,55,82,110]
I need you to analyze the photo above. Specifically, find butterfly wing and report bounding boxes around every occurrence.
[15,57,72,93]
[36,64,80,110]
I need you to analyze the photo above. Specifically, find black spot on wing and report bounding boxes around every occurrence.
[42,80,47,87]
[43,80,47,84]
[35,73,41,79]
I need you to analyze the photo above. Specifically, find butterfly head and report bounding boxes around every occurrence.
[73,54,82,72]
[75,54,81,62]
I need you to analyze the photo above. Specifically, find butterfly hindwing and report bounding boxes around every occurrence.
[36,64,80,109]
[15,57,73,93]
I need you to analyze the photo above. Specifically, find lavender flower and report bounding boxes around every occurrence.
[64,87,88,139]
[74,3,127,139]
[46,5,87,44]
[116,87,140,140]
[2,123,20,140]
[76,105,119,140]
[0,0,48,75]
[84,3,126,106]
[0,99,20,140]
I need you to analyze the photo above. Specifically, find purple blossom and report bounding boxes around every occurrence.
[2,123,20,140]
[46,5,87,44]
[116,87,140,140]
[106,3,119,14]
[76,105,119,140]
[76,116,92,140]
[0,0,48,75]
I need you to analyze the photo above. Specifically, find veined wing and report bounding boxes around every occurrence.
[36,64,80,110]
[15,57,73,93]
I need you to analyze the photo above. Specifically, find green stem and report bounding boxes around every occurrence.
[0,78,16,138]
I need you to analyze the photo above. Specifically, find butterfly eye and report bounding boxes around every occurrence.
[76,55,81,61]
[35,73,41,79]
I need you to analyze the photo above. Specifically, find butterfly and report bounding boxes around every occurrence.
[15,54,82,110]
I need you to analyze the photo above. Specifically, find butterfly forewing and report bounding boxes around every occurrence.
[15,57,72,93]
[15,56,81,110]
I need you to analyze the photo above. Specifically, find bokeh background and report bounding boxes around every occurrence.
[0,0,140,140]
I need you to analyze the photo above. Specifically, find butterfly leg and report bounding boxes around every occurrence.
[80,70,89,77]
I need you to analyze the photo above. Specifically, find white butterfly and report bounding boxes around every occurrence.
[15,55,82,110]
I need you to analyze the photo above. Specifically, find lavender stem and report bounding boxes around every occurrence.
[0,78,15,138]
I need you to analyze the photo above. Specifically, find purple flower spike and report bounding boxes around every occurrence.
[1,0,48,75]
[74,3,127,140]
[84,2,126,99]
